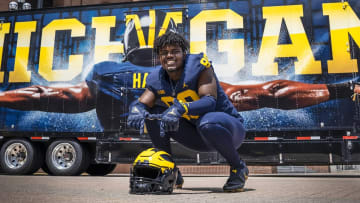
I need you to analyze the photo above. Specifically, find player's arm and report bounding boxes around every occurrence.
[264,80,329,109]
[138,89,156,108]
[222,80,330,110]
[0,81,95,113]
[221,81,266,111]
[222,80,359,111]
[198,67,217,99]
[276,80,360,107]
[178,68,217,115]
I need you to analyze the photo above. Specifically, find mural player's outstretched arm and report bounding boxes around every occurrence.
[221,80,360,111]
[0,81,95,113]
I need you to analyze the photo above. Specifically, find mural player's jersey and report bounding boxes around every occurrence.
[146,53,243,124]
[86,61,159,130]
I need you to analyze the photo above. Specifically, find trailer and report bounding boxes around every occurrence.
[0,0,359,175]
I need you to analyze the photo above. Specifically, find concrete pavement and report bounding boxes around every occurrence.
[0,174,359,202]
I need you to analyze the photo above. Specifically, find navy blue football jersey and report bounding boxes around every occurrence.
[86,61,159,130]
[146,53,243,123]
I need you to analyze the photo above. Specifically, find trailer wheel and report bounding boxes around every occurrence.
[45,139,90,176]
[86,164,117,176]
[0,138,44,175]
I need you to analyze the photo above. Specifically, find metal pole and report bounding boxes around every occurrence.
[37,0,43,9]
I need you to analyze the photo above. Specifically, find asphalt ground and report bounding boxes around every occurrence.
[0,174,359,203]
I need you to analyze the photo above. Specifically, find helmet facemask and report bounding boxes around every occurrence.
[130,166,178,194]
[129,148,178,194]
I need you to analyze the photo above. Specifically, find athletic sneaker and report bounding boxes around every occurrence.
[175,170,184,189]
[223,161,249,192]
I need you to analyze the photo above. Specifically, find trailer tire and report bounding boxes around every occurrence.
[0,138,44,175]
[86,164,117,176]
[45,139,90,176]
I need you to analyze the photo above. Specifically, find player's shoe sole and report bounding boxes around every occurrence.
[174,183,183,189]
[223,170,248,192]
[223,188,245,192]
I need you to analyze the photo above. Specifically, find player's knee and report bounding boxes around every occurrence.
[199,119,245,147]
[198,122,230,140]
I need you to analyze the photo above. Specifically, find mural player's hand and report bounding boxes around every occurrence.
[355,83,360,94]
[353,82,360,101]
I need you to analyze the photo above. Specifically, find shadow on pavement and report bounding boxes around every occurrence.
[174,187,255,194]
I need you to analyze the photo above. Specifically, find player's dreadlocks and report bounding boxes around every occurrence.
[153,31,189,55]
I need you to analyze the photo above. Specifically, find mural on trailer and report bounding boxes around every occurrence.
[0,0,359,133]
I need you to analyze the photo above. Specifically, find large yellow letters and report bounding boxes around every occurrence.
[323,2,360,73]
[4,4,360,84]
[252,5,321,75]
[9,21,37,83]
[39,19,85,81]
[92,16,124,63]
[190,9,244,77]
[0,22,10,83]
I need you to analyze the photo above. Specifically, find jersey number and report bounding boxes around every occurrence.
[161,89,200,120]
[200,54,211,68]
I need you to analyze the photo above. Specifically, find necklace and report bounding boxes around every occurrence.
[170,80,178,97]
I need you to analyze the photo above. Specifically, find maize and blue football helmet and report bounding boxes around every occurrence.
[129,148,178,194]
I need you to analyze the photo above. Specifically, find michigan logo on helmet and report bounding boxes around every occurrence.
[123,10,177,67]
[129,148,178,194]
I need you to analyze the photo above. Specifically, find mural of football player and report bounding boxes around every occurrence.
[0,10,359,131]
[0,10,176,131]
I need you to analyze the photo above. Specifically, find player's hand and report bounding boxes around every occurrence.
[355,83,360,94]
[161,99,186,133]
[127,100,149,135]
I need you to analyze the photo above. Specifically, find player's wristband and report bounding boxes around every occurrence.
[177,100,188,115]
[183,95,216,115]
[327,81,355,100]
